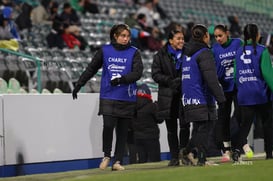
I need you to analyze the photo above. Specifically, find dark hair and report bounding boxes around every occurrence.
[214,24,228,32]
[191,24,208,42]
[168,30,183,40]
[243,23,258,55]
[110,24,131,41]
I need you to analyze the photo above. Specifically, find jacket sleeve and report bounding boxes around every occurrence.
[76,48,103,87]
[197,50,226,103]
[261,48,273,92]
[122,50,143,83]
[152,52,171,86]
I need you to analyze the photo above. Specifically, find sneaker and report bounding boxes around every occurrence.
[99,157,110,170]
[243,144,253,159]
[168,158,180,166]
[197,150,206,166]
[112,161,125,171]
[232,149,241,162]
[221,151,231,163]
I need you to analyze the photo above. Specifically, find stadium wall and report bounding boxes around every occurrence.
[0,94,169,177]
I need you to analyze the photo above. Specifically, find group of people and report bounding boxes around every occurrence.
[0,0,100,51]
[71,20,273,170]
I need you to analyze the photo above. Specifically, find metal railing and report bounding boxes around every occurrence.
[0,48,42,93]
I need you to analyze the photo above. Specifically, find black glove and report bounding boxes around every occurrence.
[72,85,81,100]
[110,76,126,86]
[168,77,181,90]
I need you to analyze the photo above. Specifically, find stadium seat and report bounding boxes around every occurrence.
[42,88,52,94]
[7,78,21,94]
[53,88,63,94]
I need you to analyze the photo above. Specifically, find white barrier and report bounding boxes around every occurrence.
[0,96,4,167]
[1,93,168,165]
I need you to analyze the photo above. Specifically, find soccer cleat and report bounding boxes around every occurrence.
[112,161,125,171]
[221,151,231,163]
[99,157,110,170]
[243,144,254,159]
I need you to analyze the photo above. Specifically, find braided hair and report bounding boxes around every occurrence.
[243,24,258,55]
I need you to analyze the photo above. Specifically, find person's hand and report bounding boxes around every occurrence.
[110,76,126,86]
[72,85,81,100]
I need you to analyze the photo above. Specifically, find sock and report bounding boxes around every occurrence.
[223,141,231,152]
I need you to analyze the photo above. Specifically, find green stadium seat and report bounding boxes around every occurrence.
[0,77,8,94]
[8,78,21,93]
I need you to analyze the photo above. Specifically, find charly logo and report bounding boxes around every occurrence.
[240,50,251,64]
[186,56,191,61]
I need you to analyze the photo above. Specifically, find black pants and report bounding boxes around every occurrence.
[102,115,130,163]
[234,102,273,158]
[135,138,161,163]
[185,120,211,162]
[165,117,190,159]
[215,91,246,152]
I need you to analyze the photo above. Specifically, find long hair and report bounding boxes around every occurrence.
[243,23,258,55]
[191,24,208,43]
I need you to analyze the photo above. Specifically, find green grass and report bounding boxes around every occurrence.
[1,159,273,181]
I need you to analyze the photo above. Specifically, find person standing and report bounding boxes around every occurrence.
[72,24,143,170]
[152,29,190,166]
[212,24,243,162]
[232,23,273,161]
[180,24,226,166]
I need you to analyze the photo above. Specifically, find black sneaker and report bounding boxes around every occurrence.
[232,149,241,162]
[168,158,180,166]
[197,150,206,166]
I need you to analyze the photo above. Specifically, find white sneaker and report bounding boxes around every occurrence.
[221,151,231,163]
[243,144,254,159]
[112,161,125,171]
[99,157,110,170]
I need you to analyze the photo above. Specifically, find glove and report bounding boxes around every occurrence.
[72,85,81,100]
[110,76,126,86]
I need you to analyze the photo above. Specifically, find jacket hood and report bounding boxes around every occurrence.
[184,40,209,57]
